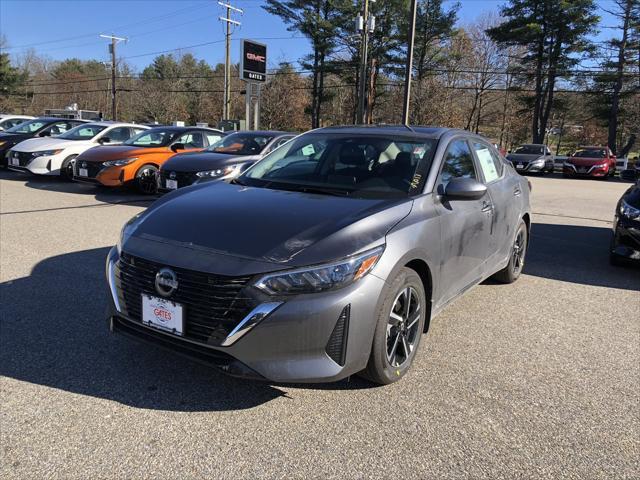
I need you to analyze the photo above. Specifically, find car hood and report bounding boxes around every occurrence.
[162,151,257,172]
[76,145,169,162]
[506,153,544,162]
[567,156,605,166]
[127,181,413,270]
[11,137,88,152]
[0,132,29,143]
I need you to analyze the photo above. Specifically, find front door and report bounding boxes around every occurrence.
[435,138,493,306]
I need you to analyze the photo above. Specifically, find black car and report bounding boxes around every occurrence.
[158,131,294,192]
[610,180,640,266]
[620,161,639,182]
[0,117,88,167]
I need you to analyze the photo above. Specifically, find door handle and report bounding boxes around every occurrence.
[481,201,493,213]
[513,186,522,196]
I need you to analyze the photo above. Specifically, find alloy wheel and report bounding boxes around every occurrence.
[386,286,421,367]
[512,229,526,275]
[138,167,158,194]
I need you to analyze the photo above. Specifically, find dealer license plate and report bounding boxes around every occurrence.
[165,179,178,190]
[141,294,184,335]
[79,168,88,177]
[517,163,524,169]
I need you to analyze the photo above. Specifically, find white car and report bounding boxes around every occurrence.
[7,122,149,179]
[0,115,35,131]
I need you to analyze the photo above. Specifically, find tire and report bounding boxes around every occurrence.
[60,155,78,181]
[360,267,427,385]
[493,219,528,284]
[135,164,158,194]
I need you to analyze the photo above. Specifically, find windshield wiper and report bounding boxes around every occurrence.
[267,183,351,197]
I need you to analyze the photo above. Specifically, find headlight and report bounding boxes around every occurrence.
[593,163,608,169]
[0,141,5,146]
[196,164,242,179]
[563,161,575,168]
[116,212,144,254]
[620,200,640,220]
[530,157,546,166]
[33,149,63,157]
[255,246,384,295]
[104,157,137,167]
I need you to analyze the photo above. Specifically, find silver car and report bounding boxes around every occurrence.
[507,144,555,174]
[106,126,531,385]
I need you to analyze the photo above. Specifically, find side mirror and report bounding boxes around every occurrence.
[39,130,51,137]
[98,136,111,145]
[171,143,185,152]
[443,177,487,200]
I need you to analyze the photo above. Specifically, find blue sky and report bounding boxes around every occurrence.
[1,0,622,72]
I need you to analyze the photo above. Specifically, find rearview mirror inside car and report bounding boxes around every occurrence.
[171,143,185,152]
[443,177,488,200]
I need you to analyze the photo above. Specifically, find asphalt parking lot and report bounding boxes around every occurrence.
[1,171,638,479]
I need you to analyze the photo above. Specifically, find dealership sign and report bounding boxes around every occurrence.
[240,39,267,83]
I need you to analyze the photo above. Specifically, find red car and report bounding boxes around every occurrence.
[563,146,617,178]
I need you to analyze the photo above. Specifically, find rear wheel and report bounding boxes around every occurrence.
[135,164,158,194]
[60,155,78,181]
[493,219,528,283]
[360,267,426,385]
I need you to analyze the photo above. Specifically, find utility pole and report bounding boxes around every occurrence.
[219,2,243,120]
[401,0,417,126]
[100,34,126,121]
[356,0,370,124]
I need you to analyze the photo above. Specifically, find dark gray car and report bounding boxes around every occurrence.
[507,144,555,174]
[106,126,531,385]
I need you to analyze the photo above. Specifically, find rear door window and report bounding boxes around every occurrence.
[472,141,502,183]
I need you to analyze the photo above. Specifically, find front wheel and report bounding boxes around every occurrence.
[493,219,528,283]
[135,164,158,194]
[60,155,78,181]
[360,267,426,385]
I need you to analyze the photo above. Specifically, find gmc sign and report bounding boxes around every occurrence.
[240,39,267,83]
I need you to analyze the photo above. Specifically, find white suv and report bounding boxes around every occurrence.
[7,122,148,179]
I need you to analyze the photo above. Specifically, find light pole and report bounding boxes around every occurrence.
[219,2,243,120]
[99,34,126,121]
[402,0,417,126]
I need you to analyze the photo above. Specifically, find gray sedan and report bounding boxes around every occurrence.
[507,144,555,174]
[106,126,531,385]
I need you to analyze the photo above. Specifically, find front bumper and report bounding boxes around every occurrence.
[611,215,640,261]
[105,247,387,383]
[74,162,128,186]
[511,161,547,173]
[9,154,61,175]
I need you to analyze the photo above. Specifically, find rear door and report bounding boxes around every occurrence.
[435,137,493,305]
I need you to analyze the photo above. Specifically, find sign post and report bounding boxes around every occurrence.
[240,39,267,130]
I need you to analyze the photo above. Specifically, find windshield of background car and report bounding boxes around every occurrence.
[124,129,175,147]
[6,119,48,133]
[207,133,275,155]
[241,133,437,199]
[573,148,606,158]
[514,145,544,155]
[58,124,107,140]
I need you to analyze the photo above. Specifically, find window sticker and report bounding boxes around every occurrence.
[301,144,315,156]
[476,148,499,182]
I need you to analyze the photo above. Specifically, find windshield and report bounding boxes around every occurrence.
[240,133,437,199]
[124,128,175,147]
[573,148,606,158]
[514,145,544,155]
[57,123,107,140]
[207,133,275,155]
[6,119,48,134]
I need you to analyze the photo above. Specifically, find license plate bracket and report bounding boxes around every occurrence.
[141,294,184,335]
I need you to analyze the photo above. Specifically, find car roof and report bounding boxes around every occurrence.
[578,146,607,149]
[314,124,463,139]
[144,126,223,133]
[226,130,293,136]
[78,121,149,128]
[31,117,90,123]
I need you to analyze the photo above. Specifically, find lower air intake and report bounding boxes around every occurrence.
[325,305,350,366]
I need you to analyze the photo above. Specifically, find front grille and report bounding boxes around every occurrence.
[115,253,255,346]
[325,305,350,366]
[159,170,198,189]
[11,151,34,166]
[76,161,104,179]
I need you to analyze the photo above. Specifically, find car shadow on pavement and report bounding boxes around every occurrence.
[0,169,157,208]
[524,222,640,290]
[0,247,374,412]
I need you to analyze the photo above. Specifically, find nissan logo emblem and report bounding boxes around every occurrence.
[169,171,176,180]
[155,268,178,297]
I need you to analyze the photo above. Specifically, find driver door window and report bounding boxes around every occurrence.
[46,122,73,136]
[176,132,205,149]
[439,139,476,186]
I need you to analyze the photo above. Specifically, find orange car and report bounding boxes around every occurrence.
[72,126,225,193]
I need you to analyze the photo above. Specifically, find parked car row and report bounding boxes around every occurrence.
[1,116,296,194]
